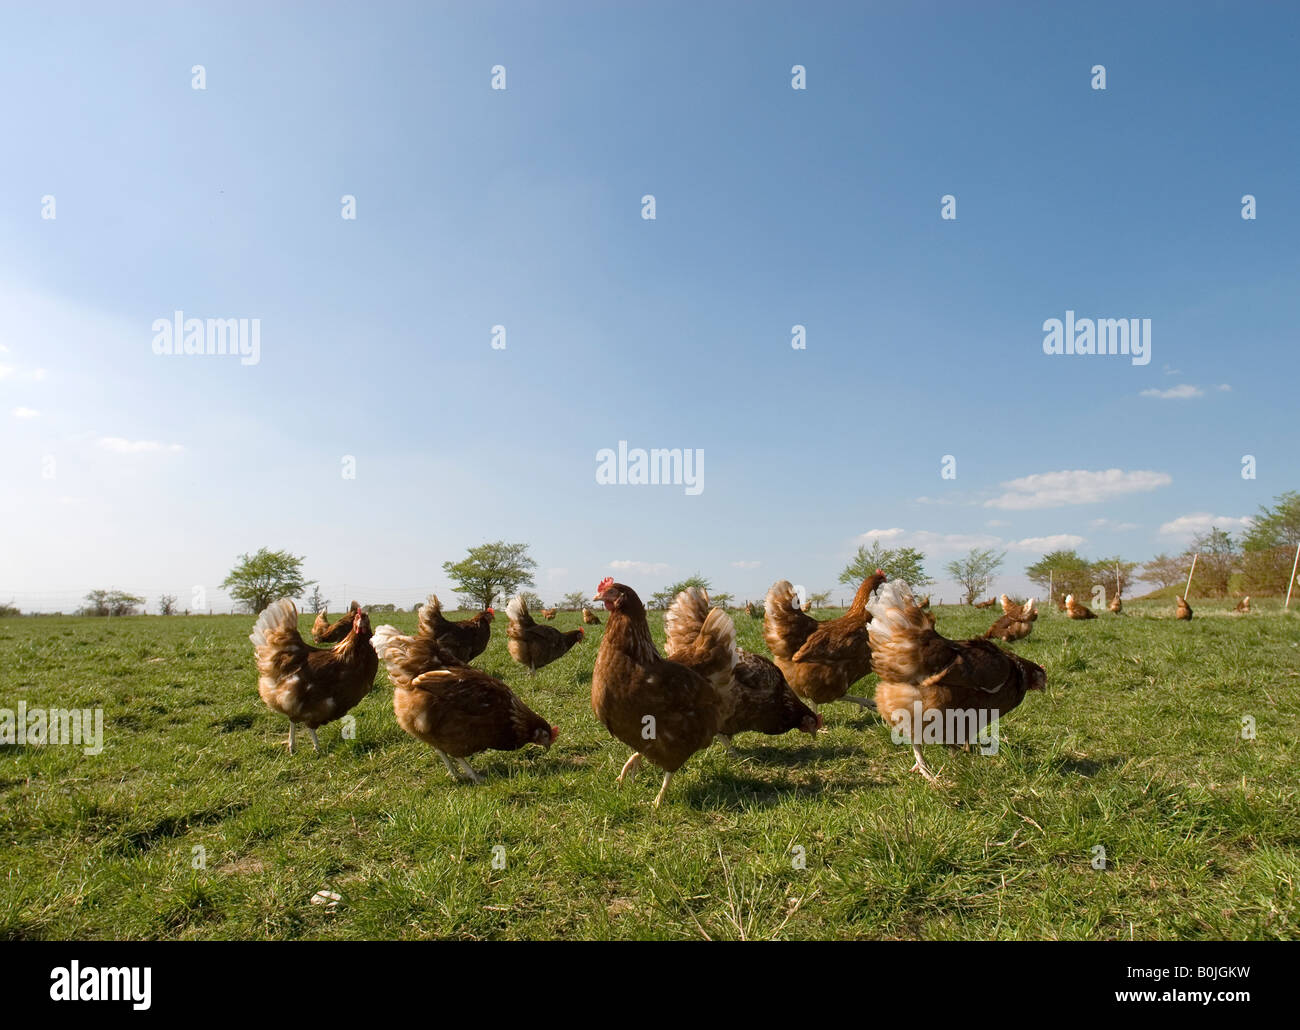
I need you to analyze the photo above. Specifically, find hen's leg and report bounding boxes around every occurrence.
[714,734,738,757]
[842,695,877,710]
[288,721,297,754]
[307,727,321,752]
[652,771,673,808]
[455,757,485,785]
[617,752,642,787]
[434,748,459,780]
[910,743,939,783]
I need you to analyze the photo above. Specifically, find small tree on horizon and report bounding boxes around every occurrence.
[1025,550,1093,602]
[650,574,711,610]
[1140,553,1186,591]
[442,541,537,610]
[158,594,178,616]
[307,585,329,615]
[221,548,314,615]
[1241,490,1300,594]
[1186,528,1238,597]
[561,590,588,611]
[945,548,1006,605]
[80,589,146,617]
[841,542,932,587]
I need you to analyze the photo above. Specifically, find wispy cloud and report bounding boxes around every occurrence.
[856,528,1002,553]
[730,560,761,569]
[1158,513,1254,541]
[1090,517,1138,531]
[11,407,39,419]
[97,437,184,454]
[985,469,1171,510]
[1140,384,1204,399]
[1008,534,1086,551]
[0,363,46,383]
[608,559,669,575]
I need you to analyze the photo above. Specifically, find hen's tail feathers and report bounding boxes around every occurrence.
[250,598,298,650]
[762,580,809,659]
[371,624,406,662]
[864,579,928,645]
[664,587,710,657]
[417,594,442,637]
[665,587,736,689]
[506,593,532,627]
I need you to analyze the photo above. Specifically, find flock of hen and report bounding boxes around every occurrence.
[248,572,1212,806]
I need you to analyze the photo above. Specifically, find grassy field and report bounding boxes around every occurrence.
[1,599,1297,940]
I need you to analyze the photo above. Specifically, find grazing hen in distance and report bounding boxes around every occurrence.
[582,607,601,625]
[1109,594,1123,614]
[251,600,378,753]
[763,571,887,712]
[1176,596,1194,620]
[1064,594,1096,620]
[422,594,494,662]
[984,598,1038,642]
[867,580,1046,782]
[665,587,819,753]
[372,622,556,783]
[1235,596,1251,613]
[591,578,732,807]
[505,594,584,675]
[312,600,359,643]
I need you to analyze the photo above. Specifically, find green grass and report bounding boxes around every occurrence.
[1,600,1298,940]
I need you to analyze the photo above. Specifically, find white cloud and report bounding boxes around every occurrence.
[1216,383,1231,392]
[1158,513,1254,541]
[1140,384,1204,399]
[1090,518,1138,531]
[1008,534,1086,551]
[11,407,39,418]
[97,437,184,454]
[608,559,669,575]
[986,519,1009,527]
[0,363,46,383]
[856,528,1002,553]
[730,560,761,569]
[985,469,1171,510]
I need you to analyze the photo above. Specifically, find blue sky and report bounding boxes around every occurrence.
[2,1,1297,612]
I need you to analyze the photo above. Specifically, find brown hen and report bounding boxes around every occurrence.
[591,578,732,807]
[372,621,555,782]
[312,600,359,643]
[762,571,886,710]
[421,594,494,662]
[666,587,819,752]
[505,594,583,675]
[867,580,1046,782]
[251,599,378,753]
